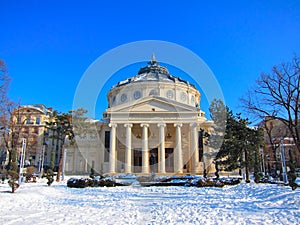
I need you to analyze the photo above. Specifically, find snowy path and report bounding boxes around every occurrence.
[0,180,299,225]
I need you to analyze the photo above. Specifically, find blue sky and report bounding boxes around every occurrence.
[1,0,300,120]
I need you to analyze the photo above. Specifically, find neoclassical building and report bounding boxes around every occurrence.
[65,56,215,175]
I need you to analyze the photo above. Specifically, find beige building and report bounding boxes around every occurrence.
[10,104,52,168]
[66,57,215,175]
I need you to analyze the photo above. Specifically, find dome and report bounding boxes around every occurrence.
[108,55,200,108]
[114,54,193,88]
[137,54,170,75]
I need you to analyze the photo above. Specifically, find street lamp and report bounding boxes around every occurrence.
[38,130,49,178]
[266,155,271,175]
[259,147,266,175]
[280,138,288,184]
[62,148,67,181]
[18,138,27,184]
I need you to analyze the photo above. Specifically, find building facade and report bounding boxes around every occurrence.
[260,117,300,177]
[65,57,215,175]
[9,104,52,169]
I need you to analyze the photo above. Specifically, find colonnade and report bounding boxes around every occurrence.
[108,122,200,174]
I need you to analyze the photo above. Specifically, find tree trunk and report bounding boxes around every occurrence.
[244,150,250,183]
[215,161,220,179]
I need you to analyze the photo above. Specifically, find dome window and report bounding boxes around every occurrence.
[180,92,187,101]
[191,96,195,104]
[166,90,174,99]
[121,94,127,102]
[133,91,142,100]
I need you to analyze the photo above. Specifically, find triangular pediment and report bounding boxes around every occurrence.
[107,96,198,113]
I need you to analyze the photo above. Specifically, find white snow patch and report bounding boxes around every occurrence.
[0,179,299,224]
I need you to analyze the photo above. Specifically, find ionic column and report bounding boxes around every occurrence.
[190,123,199,173]
[174,123,183,173]
[158,123,166,173]
[124,123,133,173]
[109,123,117,174]
[141,123,149,174]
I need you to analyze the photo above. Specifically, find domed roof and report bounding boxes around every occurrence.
[114,54,193,88]
[137,54,169,75]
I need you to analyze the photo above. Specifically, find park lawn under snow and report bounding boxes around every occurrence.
[0,179,299,225]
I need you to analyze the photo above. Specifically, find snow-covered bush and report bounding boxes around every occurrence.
[67,177,117,188]
[46,169,54,186]
[8,170,19,193]
[67,178,90,188]
[25,166,36,183]
[254,172,264,183]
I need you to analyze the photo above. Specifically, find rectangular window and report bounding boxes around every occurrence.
[26,117,31,124]
[104,131,110,148]
[36,117,41,125]
[104,131,110,162]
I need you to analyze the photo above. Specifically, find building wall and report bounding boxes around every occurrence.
[260,118,300,175]
[11,105,51,168]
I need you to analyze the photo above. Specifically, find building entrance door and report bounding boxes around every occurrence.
[133,149,142,173]
[150,148,158,173]
[165,148,174,173]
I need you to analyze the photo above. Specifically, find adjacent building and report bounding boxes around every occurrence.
[259,117,300,176]
[3,104,53,172]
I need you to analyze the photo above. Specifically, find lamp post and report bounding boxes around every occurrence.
[259,147,266,175]
[280,138,288,184]
[62,148,67,181]
[39,130,48,178]
[266,155,271,175]
[18,138,26,184]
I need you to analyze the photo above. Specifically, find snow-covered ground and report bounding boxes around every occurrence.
[0,179,299,225]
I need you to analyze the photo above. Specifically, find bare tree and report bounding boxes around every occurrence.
[0,59,13,170]
[0,60,9,170]
[0,60,40,192]
[0,59,12,125]
[241,56,300,152]
[0,60,19,192]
